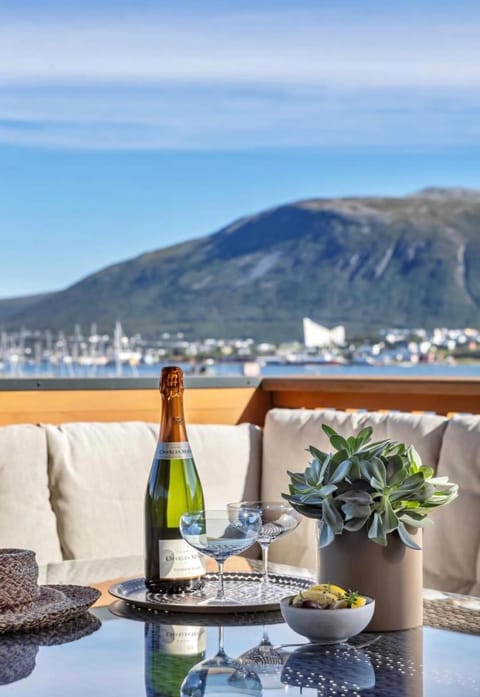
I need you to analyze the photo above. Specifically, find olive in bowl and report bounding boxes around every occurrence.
[280,584,375,644]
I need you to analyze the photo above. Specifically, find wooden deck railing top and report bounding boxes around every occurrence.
[0,375,478,427]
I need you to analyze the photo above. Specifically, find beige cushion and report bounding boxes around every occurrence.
[45,422,157,560]
[46,421,262,561]
[262,408,448,571]
[0,424,62,565]
[423,415,480,595]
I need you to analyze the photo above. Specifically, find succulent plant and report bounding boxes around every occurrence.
[282,424,458,550]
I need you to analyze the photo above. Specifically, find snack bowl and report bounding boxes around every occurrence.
[280,594,375,644]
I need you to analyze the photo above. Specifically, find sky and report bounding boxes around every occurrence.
[1,0,480,298]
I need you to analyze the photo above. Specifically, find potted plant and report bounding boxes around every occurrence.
[282,424,458,630]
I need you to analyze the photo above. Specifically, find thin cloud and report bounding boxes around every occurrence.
[0,3,479,149]
[1,10,479,88]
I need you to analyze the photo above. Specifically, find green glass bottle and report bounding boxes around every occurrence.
[145,366,206,593]
[145,621,206,697]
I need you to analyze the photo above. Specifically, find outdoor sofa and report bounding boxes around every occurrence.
[0,408,478,595]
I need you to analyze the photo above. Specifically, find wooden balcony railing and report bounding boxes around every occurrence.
[0,375,479,427]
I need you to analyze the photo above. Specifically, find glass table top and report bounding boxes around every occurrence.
[0,601,478,697]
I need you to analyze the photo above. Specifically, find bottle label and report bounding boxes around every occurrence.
[159,538,206,579]
[156,625,207,655]
[155,441,192,460]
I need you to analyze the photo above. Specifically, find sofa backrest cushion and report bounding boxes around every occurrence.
[45,422,157,561]
[262,408,448,572]
[0,424,63,565]
[45,421,261,561]
[423,415,480,596]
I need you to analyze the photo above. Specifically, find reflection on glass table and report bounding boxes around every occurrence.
[281,642,376,694]
[279,628,424,696]
[0,555,479,697]
[0,613,101,688]
[145,621,206,697]
[180,626,262,697]
[179,508,262,605]
[237,625,288,691]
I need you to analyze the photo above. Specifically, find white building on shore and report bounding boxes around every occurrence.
[303,317,346,348]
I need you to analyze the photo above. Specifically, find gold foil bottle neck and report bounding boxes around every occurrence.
[160,366,184,397]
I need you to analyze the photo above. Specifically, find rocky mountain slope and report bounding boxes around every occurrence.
[2,188,480,341]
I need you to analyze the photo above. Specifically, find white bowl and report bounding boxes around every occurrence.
[280,595,375,644]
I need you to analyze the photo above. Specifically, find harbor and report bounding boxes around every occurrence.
[1,320,479,378]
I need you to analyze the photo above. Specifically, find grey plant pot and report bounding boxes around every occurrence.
[317,526,423,632]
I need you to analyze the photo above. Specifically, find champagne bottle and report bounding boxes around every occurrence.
[145,365,206,593]
[145,622,206,697]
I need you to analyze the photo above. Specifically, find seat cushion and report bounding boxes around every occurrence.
[423,415,480,595]
[0,424,62,565]
[46,421,262,561]
[262,408,448,571]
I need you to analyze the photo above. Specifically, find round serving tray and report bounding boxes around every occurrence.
[108,572,313,614]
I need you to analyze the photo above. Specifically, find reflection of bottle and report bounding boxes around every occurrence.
[145,622,206,697]
[145,366,205,593]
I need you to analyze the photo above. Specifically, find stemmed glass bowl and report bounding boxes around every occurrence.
[228,501,302,593]
[179,508,262,605]
[181,626,262,697]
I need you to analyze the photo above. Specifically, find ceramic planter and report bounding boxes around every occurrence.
[317,526,423,632]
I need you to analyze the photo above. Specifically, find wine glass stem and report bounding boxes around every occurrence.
[216,560,225,600]
[217,625,225,656]
[261,542,270,588]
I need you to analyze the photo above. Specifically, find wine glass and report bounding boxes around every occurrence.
[228,501,302,593]
[180,626,262,697]
[238,626,288,690]
[179,508,262,605]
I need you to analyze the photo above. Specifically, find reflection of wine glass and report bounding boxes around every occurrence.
[238,626,287,690]
[179,508,261,604]
[181,626,262,697]
[228,501,302,592]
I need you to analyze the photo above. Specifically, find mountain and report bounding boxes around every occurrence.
[2,188,480,341]
[0,293,54,323]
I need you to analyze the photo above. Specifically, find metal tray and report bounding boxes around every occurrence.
[109,572,312,614]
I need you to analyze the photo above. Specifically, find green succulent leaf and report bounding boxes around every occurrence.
[368,512,387,546]
[336,490,373,505]
[407,445,423,473]
[344,516,370,531]
[287,471,308,486]
[347,435,357,452]
[348,456,362,480]
[308,445,329,463]
[322,498,344,534]
[318,519,336,548]
[385,455,407,486]
[321,424,337,438]
[330,434,349,451]
[354,426,373,449]
[397,512,433,527]
[397,521,422,550]
[359,457,387,488]
[302,486,337,502]
[341,501,372,521]
[328,458,352,484]
[360,439,390,457]
[382,498,399,533]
